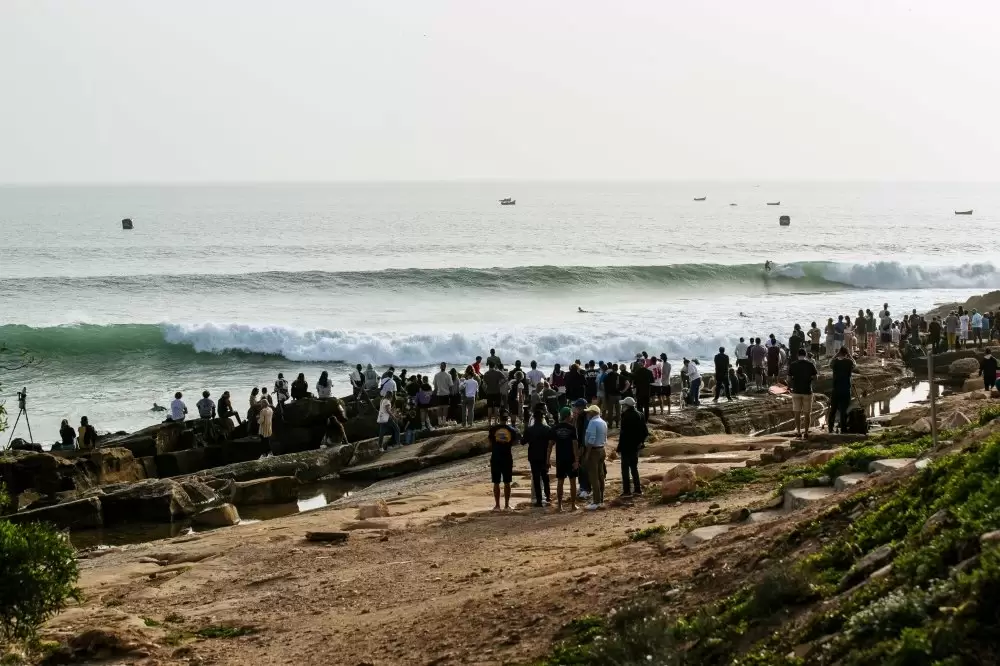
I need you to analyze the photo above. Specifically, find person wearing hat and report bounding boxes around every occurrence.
[488,411,521,511]
[550,406,581,511]
[617,396,648,496]
[571,398,592,499]
[581,404,608,509]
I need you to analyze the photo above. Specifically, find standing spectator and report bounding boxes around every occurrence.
[617,397,648,496]
[788,348,818,438]
[829,347,856,433]
[258,401,274,449]
[972,309,984,348]
[486,348,503,369]
[488,411,520,511]
[433,362,454,425]
[713,347,731,402]
[686,359,702,405]
[945,311,959,351]
[376,393,400,450]
[524,406,553,507]
[482,362,507,426]
[349,364,364,404]
[602,364,621,427]
[582,405,608,510]
[855,310,868,355]
[979,349,998,393]
[460,368,479,426]
[363,364,380,391]
[550,406,580,511]
[196,391,216,419]
[416,378,434,430]
[526,360,545,389]
[630,360,654,420]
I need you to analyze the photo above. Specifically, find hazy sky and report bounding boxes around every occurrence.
[2,1,999,183]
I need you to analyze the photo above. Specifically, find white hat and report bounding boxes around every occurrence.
[619,396,636,407]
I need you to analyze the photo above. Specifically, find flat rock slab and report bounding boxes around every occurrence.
[834,472,869,491]
[747,509,784,524]
[645,434,789,458]
[665,451,760,465]
[681,525,732,548]
[784,486,837,511]
[868,458,916,474]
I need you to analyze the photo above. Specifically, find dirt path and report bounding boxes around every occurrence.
[45,441,772,666]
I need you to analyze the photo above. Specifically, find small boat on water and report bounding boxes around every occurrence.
[694,197,706,201]
[779,215,791,227]
[121,218,134,230]
[730,203,737,206]
[955,210,973,215]
[499,198,516,206]
[767,201,781,206]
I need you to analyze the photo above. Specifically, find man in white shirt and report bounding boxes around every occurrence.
[582,405,608,510]
[659,354,673,414]
[433,362,454,424]
[169,392,187,422]
[376,395,400,450]
[460,372,480,426]
[960,311,971,348]
[525,360,545,388]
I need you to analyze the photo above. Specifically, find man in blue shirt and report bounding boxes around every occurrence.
[582,405,608,510]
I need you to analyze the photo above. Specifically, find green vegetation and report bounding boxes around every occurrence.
[141,617,161,628]
[628,525,666,542]
[537,407,1000,665]
[0,485,79,644]
[195,625,257,639]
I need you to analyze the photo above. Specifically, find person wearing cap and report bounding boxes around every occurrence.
[581,404,608,510]
[523,405,553,507]
[617,396,648,496]
[550,405,580,511]
[488,411,521,511]
[571,398,592,499]
[788,347,818,438]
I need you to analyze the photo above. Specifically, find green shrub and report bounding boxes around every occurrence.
[0,510,79,642]
[628,526,666,542]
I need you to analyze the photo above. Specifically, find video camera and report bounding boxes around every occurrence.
[16,387,26,411]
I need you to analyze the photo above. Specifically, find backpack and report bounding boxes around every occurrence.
[845,407,868,435]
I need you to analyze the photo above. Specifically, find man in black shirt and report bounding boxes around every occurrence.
[979,348,999,392]
[829,347,856,433]
[523,407,553,507]
[787,348,818,438]
[630,362,654,421]
[789,324,804,359]
[550,406,580,511]
[488,411,521,511]
[584,362,599,403]
[713,347,732,402]
[929,316,943,354]
[602,365,621,428]
[617,397,648,496]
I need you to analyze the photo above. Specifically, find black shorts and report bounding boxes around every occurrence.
[556,459,578,480]
[508,397,520,413]
[486,393,503,408]
[491,456,513,484]
[811,343,822,356]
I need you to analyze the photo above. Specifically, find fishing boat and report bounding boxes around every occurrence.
[767,201,781,206]
[779,215,791,226]
[121,218,134,230]
[955,210,973,215]
[694,197,706,201]
[499,198,516,206]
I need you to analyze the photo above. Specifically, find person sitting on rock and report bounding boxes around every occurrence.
[274,373,290,406]
[316,371,333,399]
[196,390,216,419]
[59,419,77,450]
[78,416,98,451]
[218,391,241,424]
[291,373,309,400]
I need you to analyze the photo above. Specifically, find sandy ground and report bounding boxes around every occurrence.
[44,436,772,666]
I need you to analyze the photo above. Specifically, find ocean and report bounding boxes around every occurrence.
[0,181,994,443]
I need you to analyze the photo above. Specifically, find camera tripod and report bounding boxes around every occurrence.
[5,388,33,449]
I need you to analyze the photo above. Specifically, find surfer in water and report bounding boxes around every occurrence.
[578,307,589,314]
[764,260,772,273]
[739,312,749,318]
[151,403,166,412]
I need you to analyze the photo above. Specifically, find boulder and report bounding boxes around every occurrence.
[191,503,240,528]
[691,464,722,481]
[356,500,390,520]
[664,464,696,483]
[185,446,352,483]
[943,411,972,429]
[0,448,146,498]
[660,476,696,499]
[339,433,490,481]
[962,377,987,393]
[806,448,845,467]
[179,479,220,507]
[910,417,933,434]
[154,448,208,477]
[7,496,104,530]
[839,543,894,591]
[949,357,981,378]
[230,476,299,505]
[99,479,196,524]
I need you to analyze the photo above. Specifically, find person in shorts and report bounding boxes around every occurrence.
[488,411,521,511]
[549,406,580,511]
[482,362,507,426]
[787,348,818,438]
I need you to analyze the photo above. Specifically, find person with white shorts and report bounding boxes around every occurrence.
[787,348,818,438]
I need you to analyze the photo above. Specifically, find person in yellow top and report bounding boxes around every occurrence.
[78,416,98,450]
[258,402,274,450]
